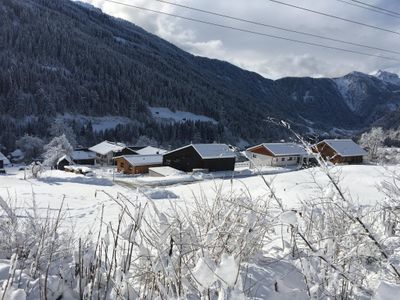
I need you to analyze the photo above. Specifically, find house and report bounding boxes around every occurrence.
[57,155,73,170]
[89,141,137,165]
[0,152,10,168]
[148,166,184,177]
[313,139,367,164]
[71,148,96,165]
[135,146,167,155]
[163,144,236,172]
[115,155,163,174]
[246,143,308,167]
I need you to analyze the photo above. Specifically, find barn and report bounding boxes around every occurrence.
[313,139,367,164]
[89,141,137,165]
[115,155,163,174]
[246,143,308,167]
[163,144,236,172]
[57,155,73,170]
[71,149,96,165]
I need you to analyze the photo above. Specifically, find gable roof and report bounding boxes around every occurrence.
[148,166,184,176]
[248,143,307,156]
[57,155,73,165]
[0,152,10,165]
[165,143,235,159]
[136,146,167,155]
[119,155,163,166]
[318,139,367,157]
[71,150,96,161]
[89,141,128,156]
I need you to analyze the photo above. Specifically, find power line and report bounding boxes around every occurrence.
[335,0,400,19]
[348,0,400,17]
[148,0,400,55]
[265,0,400,36]
[102,0,400,62]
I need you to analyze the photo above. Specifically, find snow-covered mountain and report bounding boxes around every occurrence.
[373,70,400,86]
[1,0,400,151]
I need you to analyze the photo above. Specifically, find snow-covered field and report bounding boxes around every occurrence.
[0,165,392,235]
[1,164,400,299]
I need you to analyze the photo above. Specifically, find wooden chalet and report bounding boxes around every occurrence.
[163,144,236,172]
[246,143,309,167]
[313,139,367,164]
[115,155,163,174]
[89,141,137,165]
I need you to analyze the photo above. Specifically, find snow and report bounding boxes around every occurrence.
[71,150,96,160]
[122,154,163,166]
[149,106,218,124]
[148,166,184,177]
[135,146,167,155]
[215,253,239,287]
[374,281,400,300]
[250,143,308,156]
[60,114,133,132]
[373,70,400,86]
[0,152,10,165]
[319,139,368,157]
[166,144,235,159]
[279,211,298,225]
[88,141,126,156]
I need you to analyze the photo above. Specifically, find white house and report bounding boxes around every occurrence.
[0,152,10,168]
[89,141,137,165]
[246,143,309,167]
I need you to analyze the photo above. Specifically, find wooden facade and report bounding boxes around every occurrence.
[313,142,364,164]
[163,145,235,172]
[115,157,162,175]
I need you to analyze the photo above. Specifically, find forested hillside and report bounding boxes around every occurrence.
[1,0,400,152]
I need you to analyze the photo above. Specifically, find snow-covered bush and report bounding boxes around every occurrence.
[359,127,385,160]
[42,134,73,167]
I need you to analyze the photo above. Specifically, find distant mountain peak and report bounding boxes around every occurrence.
[372,69,400,86]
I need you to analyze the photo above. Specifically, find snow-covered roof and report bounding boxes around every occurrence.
[148,166,184,177]
[136,146,167,155]
[0,152,10,165]
[318,139,368,157]
[120,155,163,166]
[10,149,24,158]
[57,155,73,165]
[71,150,96,160]
[89,141,127,156]
[249,143,307,156]
[166,144,235,159]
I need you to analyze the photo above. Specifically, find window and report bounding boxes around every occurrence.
[120,162,124,168]
[253,154,256,158]
[281,158,285,161]
[288,157,293,161]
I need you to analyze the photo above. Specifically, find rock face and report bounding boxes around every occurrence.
[1,0,400,148]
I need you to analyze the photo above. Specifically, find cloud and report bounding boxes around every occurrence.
[78,0,400,79]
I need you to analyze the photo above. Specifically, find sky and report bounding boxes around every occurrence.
[78,0,400,79]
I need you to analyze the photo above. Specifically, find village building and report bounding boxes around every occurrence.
[148,166,184,177]
[135,146,167,155]
[0,152,10,169]
[89,141,137,165]
[115,155,163,174]
[71,148,96,165]
[313,139,367,164]
[57,155,73,170]
[163,143,236,172]
[246,143,308,167]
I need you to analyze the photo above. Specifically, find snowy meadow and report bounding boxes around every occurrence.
[1,164,400,299]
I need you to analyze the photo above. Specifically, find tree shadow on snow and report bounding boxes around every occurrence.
[38,176,113,187]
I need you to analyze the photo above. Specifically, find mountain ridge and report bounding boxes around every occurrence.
[1,0,400,152]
